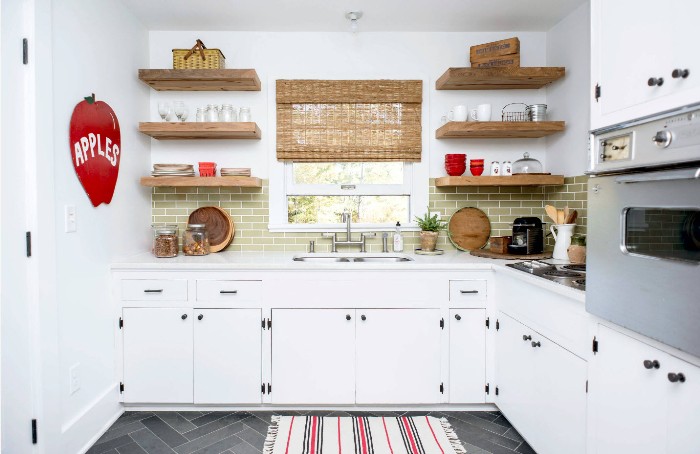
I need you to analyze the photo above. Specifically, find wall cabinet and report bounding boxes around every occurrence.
[449,309,486,403]
[591,324,700,454]
[591,0,700,129]
[496,312,586,454]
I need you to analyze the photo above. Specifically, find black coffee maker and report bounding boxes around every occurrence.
[508,217,545,255]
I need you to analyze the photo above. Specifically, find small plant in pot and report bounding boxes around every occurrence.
[415,210,446,252]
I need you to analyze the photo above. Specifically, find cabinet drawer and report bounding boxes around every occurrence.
[449,280,487,306]
[122,279,188,301]
[196,280,262,303]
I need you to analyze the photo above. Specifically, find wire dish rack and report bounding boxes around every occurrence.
[502,103,531,122]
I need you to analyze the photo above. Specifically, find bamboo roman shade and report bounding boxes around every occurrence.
[276,80,422,162]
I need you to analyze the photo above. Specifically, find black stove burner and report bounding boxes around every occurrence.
[544,270,584,278]
[562,264,586,272]
[574,279,586,286]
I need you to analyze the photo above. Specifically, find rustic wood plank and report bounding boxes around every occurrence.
[435,121,565,139]
[470,37,520,61]
[140,176,262,188]
[138,69,261,91]
[435,67,565,90]
[435,175,565,187]
[138,122,261,140]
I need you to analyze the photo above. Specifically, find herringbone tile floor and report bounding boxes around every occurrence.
[87,410,535,454]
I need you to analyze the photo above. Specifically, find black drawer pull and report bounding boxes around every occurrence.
[668,372,686,383]
[144,289,163,293]
[219,290,238,294]
[531,341,541,348]
[181,314,188,320]
[460,290,479,294]
[523,335,532,341]
[198,314,204,321]
[643,359,660,370]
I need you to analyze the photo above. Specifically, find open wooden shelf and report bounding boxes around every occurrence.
[138,69,261,91]
[140,176,262,188]
[436,67,565,90]
[436,121,565,139]
[435,175,564,187]
[139,122,261,140]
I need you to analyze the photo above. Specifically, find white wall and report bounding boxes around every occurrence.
[149,31,552,178]
[50,0,151,451]
[546,2,591,175]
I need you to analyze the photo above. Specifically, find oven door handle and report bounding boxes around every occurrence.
[615,168,700,184]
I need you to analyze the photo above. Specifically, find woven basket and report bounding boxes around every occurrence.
[172,39,225,69]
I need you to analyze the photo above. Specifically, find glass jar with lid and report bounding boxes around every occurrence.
[512,152,544,174]
[220,104,234,122]
[239,106,251,122]
[183,224,210,256]
[152,224,179,258]
[206,104,219,122]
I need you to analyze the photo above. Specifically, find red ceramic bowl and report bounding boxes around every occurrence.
[446,167,466,176]
[445,153,466,159]
[470,159,484,165]
[470,166,484,176]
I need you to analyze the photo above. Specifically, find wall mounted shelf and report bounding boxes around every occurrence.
[140,176,262,188]
[138,69,261,91]
[435,67,565,90]
[138,122,261,140]
[436,121,565,139]
[435,175,565,187]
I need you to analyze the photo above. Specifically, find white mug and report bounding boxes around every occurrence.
[470,104,492,121]
[448,105,468,122]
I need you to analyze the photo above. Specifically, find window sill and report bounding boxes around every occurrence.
[267,223,422,233]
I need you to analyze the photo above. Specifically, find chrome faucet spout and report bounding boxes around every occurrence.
[342,210,352,241]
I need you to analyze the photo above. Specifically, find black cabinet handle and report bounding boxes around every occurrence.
[361,315,366,321]
[531,341,541,348]
[672,69,690,79]
[220,290,238,294]
[460,290,479,294]
[181,314,188,320]
[523,334,532,341]
[643,359,660,370]
[455,314,462,321]
[346,314,351,321]
[668,372,686,383]
[648,77,664,87]
[144,289,163,293]
[198,314,204,321]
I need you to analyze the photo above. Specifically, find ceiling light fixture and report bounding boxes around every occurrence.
[345,11,363,34]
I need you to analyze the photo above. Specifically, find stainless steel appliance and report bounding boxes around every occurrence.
[588,105,700,357]
[508,217,545,255]
[506,261,586,290]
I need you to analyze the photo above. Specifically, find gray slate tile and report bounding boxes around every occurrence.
[175,422,246,454]
[155,412,198,434]
[87,434,136,454]
[183,413,249,441]
[190,412,233,427]
[444,415,521,454]
[116,441,149,454]
[516,441,538,454]
[142,416,189,448]
[130,428,176,454]
[179,412,208,421]
[229,441,262,454]
[239,415,269,436]
[234,427,265,450]
[97,421,148,443]
[191,434,244,454]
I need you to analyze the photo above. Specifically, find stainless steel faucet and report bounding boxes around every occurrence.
[323,210,375,252]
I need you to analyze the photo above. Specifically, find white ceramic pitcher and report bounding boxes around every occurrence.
[550,224,576,260]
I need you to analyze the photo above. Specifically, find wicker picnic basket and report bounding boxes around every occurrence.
[172,39,226,69]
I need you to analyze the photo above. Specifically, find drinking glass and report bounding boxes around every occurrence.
[157,102,171,122]
[173,101,185,121]
[179,105,189,122]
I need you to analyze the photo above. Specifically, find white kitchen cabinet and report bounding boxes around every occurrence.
[355,309,441,404]
[496,312,586,454]
[193,308,261,404]
[449,309,486,403]
[271,309,356,404]
[591,0,700,129]
[122,308,194,403]
[591,324,700,454]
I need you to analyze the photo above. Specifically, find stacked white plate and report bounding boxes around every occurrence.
[220,168,251,177]
[152,164,195,177]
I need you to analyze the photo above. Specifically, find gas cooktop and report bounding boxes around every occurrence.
[505,260,586,291]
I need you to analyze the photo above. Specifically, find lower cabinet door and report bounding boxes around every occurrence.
[122,308,193,403]
[356,309,441,404]
[665,354,700,454]
[193,308,261,404]
[449,309,486,403]
[271,309,355,404]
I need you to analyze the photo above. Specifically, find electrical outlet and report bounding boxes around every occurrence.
[65,205,77,233]
[69,363,80,395]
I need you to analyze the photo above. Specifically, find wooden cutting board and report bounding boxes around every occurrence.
[188,206,234,253]
[470,248,552,260]
[447,207,491,251]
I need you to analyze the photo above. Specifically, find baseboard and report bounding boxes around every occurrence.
[60,382,123,454]
[122,403,499,412]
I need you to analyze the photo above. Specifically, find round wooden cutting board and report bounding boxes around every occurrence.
[188,206,234,253]
[447,207,491,251]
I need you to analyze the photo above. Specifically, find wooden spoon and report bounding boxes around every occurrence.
[566,210,578,224]
[545,205,558,224]
[557,210,565,225]
[564,206,570,223]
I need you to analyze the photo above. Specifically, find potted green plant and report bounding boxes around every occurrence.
[415,210,446,252]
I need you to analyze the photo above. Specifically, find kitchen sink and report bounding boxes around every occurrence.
[292,254,413,263]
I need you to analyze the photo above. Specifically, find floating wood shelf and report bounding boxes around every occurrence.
[138,69,261,91]
[436,67,565,90]
[138,122,261,140]
[436,121,565,139]
[435,175,565,187]
[140,176,262,188]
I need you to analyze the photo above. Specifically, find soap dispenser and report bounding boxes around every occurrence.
[393,222,404,252]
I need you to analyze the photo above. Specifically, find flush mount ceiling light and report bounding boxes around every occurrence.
[345,11,363,33]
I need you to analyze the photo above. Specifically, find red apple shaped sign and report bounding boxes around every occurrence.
[69,94,121,207]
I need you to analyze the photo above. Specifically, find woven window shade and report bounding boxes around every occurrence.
[276,80,422,162]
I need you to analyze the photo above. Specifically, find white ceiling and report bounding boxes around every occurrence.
[120,0,587,32]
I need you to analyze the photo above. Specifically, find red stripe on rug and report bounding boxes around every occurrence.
[285,416,295,454]
[338,417,342,454]
[310,416,318,454]
[424,416,444,454]
[358,417,369,454]
[382,417,394,454]
[401,417,419,454]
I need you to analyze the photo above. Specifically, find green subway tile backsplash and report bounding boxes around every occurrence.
[151,176,589,252]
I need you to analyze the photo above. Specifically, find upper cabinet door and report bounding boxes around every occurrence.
[193,308,262,404]
[591,0,700,129]
[356,309,441,404]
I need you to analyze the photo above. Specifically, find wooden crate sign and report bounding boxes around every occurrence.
[470,37,520,61]
[471,54,521,68]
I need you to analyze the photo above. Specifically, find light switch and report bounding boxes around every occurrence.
[65,205,77,233]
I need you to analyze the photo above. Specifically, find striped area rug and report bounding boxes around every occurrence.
[263,415,467,454]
